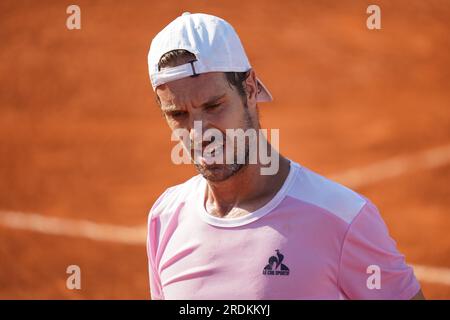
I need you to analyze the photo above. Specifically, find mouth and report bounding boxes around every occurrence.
[191,141,225,166]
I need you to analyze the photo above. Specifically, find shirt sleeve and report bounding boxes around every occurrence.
[338,199,421,299]
[147,212,163,300]
[147,251,163,300]
[146,189,172,300]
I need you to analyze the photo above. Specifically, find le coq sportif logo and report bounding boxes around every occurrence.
[263,249,290,276]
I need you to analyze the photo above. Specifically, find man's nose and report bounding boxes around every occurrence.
[188,112,210,136]
[189,117,206,148]
[188,115,218,150]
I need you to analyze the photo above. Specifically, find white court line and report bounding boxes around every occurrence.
[331,144,450,188]
[413,265,450,287]
[0,211,147,245]
[1,143,450,285]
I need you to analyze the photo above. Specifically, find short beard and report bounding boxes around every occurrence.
[194,161,246,182]
[194,103,256,182]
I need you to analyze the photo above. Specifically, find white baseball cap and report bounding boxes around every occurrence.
[148,12,273,102]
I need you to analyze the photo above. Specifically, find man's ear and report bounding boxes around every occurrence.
[245,69,258,105]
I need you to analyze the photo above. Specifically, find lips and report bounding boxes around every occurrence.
[191,141,225,166]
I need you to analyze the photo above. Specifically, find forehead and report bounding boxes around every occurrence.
[156,72,230,108]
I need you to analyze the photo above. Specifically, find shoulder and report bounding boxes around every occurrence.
[287,162,368,225]
[148,174,203,221]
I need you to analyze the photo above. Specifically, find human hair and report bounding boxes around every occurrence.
[157,49,251,100]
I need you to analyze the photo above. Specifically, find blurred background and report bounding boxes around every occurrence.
[0,0,449,299]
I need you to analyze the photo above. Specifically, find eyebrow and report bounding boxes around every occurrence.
[161,93,226,113]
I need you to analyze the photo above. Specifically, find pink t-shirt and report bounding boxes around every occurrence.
[146,161,420,299]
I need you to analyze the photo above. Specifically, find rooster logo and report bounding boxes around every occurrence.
[263,249,290,276]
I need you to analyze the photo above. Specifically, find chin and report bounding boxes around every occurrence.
[194,163,246,182]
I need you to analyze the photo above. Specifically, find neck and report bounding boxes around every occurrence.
[204,151,291,218]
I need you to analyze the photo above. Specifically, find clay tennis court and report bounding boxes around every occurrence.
[0,0,449,299]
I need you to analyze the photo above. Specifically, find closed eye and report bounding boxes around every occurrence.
[205,103,221,111]
[167,110,188,119]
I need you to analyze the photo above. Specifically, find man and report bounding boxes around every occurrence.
[146,12,424,299]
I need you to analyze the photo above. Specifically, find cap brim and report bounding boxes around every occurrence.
[256,78,273,102]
